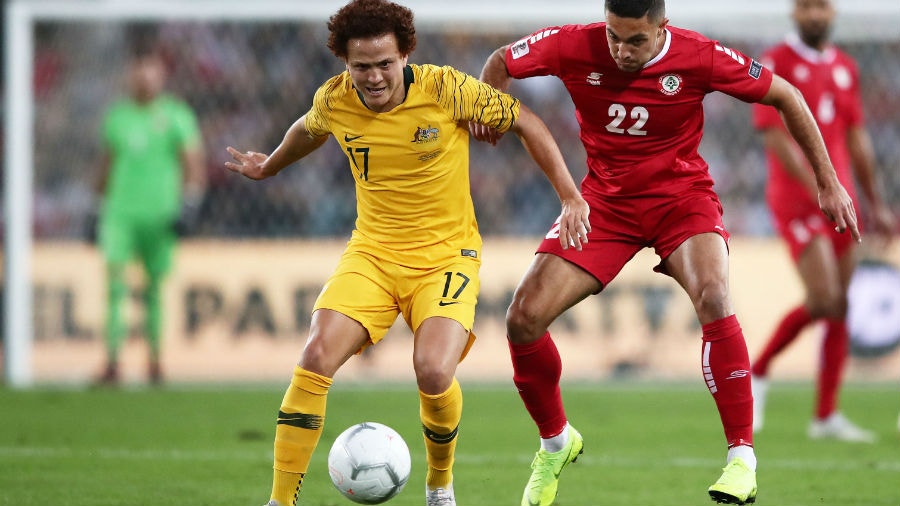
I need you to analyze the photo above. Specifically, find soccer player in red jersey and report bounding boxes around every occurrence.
[472,0,859,504]
[750,0,895,443]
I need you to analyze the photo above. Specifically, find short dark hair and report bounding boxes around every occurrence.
[605,0,666,22]
[327,0,417,59]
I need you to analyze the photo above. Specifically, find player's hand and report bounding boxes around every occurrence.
[225,147,270,180]
[173,200,202,237]
[469,122,505,146]
[870,203,898,237]
[558,195,591,251]
[818,183,861,242]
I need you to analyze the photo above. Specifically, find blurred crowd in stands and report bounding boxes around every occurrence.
[13,21,900,239]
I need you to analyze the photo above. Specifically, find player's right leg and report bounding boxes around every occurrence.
[750,305,812,431]
[267,250,398,506]
[267,309,370,506]
[506,253,601,506]
[96,214,134,386]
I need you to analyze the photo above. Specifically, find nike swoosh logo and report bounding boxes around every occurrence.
[438,301,460,306]
[344,134,363,142]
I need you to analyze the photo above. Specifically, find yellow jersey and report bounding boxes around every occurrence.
[304,64,520,267]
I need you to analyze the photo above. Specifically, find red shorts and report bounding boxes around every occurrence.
[769,197,854,262]
[536,189,730,288]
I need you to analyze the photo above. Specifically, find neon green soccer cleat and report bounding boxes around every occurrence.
[708,457,757,504]
[520,426,584,506]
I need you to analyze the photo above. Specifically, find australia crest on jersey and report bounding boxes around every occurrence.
[658,73,683,95]
[411,125,440,144]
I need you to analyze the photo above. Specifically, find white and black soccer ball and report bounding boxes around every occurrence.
[327,422,411,504]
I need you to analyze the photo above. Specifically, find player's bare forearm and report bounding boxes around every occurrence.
[761,128,818,198]
[95,151,112,195]
[511,105,591,250]
[225,116,326,180]
[846,126,882,206]
[763,75,860,240]
[763,76,835,188]
[181,143,207,193]
[480,46,513,92]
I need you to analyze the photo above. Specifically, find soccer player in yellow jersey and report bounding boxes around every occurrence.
[225,1,590,505]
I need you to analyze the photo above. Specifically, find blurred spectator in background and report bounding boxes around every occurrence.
[750,0,896,442]
[88,48,206,385]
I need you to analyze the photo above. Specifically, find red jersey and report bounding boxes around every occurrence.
[505,23,773,199]
[752,34,863,206]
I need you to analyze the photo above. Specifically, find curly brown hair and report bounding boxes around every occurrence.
[327,0,417,59]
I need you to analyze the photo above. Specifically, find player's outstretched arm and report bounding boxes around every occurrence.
[225,115,328,180]
[509,104,591,251]
[760,74,860,241]
[471,45,513,145]
[846,125,897,236]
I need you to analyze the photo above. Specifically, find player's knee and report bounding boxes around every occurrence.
[692,283,732,321]
[806,293,847,319]
[505,299,545,343]
[298,338,340,377]
[413,359,453,395]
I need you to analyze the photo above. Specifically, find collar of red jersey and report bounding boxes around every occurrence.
[642,28,672,70]
[785,33,837,64]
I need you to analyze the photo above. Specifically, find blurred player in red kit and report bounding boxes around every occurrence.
[472,0,860,504]
[750,0,895,443]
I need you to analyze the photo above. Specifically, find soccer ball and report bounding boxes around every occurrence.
[327,422,412,504]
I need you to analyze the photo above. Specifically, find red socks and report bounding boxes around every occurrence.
[752,306,812,376]
[817,319,848,419]
[508,332,567,438]
[702,315,753,447]
[752,305,848,420]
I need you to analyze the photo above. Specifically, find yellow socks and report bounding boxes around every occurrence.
[270,366,333,506]
[419,377,462,489]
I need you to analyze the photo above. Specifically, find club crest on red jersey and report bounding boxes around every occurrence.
[658,74,683,95]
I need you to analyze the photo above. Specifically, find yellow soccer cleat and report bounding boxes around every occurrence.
[520,426,584,506]
[708,457,758,504]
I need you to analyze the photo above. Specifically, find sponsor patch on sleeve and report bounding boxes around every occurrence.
[510,39,529,60]
[748,59,763,79]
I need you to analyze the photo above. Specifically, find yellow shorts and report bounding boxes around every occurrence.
[313,246,481,355]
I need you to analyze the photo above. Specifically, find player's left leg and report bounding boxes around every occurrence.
[412,318,469,506]
[97,214,135,385]
[665,233,756,505]
[407,256,480,506]
[808,244,875,442]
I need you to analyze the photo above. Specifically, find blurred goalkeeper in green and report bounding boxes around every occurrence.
[90,49,206,385]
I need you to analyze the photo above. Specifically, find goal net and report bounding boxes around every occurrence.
[5,0,900,386]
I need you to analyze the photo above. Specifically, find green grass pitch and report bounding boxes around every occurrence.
[1,381,898,505]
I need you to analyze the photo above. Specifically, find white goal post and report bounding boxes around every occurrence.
[4,0,900,387]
